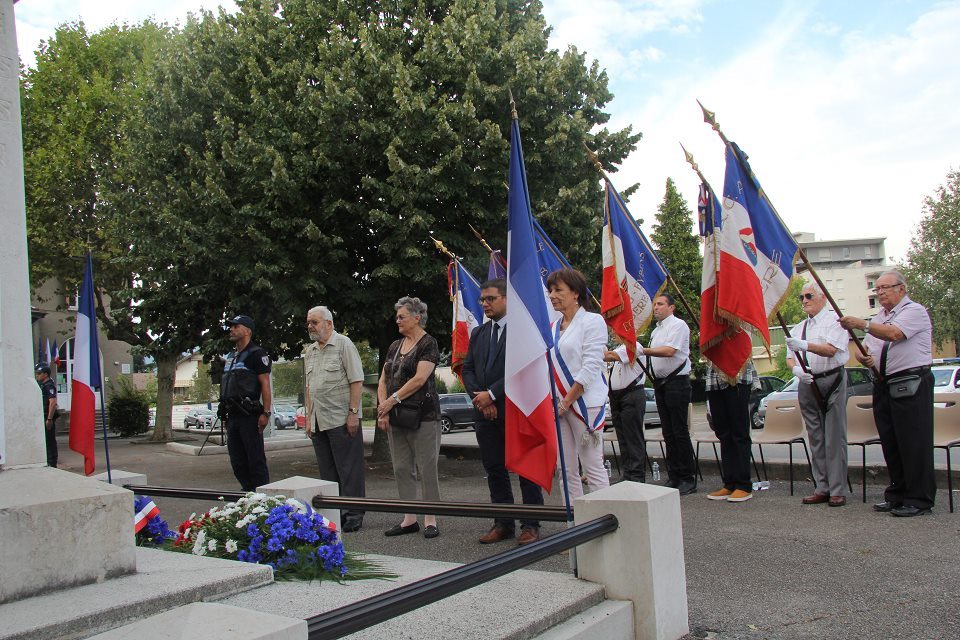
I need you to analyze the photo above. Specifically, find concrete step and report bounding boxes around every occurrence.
[218,553,608,640]
[0,548,272,640]
[533,600,634,640]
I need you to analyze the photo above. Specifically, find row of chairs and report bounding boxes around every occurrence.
[607,394,960,512]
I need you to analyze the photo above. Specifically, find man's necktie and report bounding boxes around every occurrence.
[488,322,500,363]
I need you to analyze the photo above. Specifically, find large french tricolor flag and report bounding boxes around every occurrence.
[504,116,558,493]
[699,181,753,379]
[600,180,668,363]
[69,253,101,475]
[448,259,484,381]
[701,143,799,379]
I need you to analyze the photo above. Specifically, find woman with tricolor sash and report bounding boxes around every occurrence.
[546,268,610,500]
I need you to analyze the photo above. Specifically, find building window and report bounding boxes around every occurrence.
[867,279,874,289]
[864,246,872,258]
[869,297,877,309]
[842,247,851,258]
[819,248,831,260]
[836,280,845,291]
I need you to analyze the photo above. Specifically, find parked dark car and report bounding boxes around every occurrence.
[438,393,477,434]
[604,387,661,430]
[183,408,215,429]
[706,375,786,429]
[756,367,874,426]
[273,405,296,430]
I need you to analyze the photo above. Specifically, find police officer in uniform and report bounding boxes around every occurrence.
[35,363,58,467]
[219,315,272,491]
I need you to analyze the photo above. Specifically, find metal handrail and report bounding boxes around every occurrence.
[122,486,570,522]
[305,514,619,639]
[311,495,569,522]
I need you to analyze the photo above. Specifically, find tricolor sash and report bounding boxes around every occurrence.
[550,320,606,433]
[134,497,160,534]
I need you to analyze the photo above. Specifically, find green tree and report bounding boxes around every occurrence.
[113,0,640,453]
[272,361,305,401]
[650,178,703,374]
[901,169,960,349]
[189,361,215,403]
[20,21,191,441]
[777,278,807,327]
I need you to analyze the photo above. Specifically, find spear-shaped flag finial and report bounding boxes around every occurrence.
[697,99,730,144]
[508,88,518,120]
[680,142,708,186]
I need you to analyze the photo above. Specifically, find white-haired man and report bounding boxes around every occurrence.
[787,283,849,507]
[304,306,366,532]
[841,271,935,517]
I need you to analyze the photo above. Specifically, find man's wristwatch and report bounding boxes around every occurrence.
[261,410,271,417]
[349,407,360,415]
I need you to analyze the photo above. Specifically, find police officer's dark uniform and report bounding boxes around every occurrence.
[35,363,58,467]
[219,315,272,491]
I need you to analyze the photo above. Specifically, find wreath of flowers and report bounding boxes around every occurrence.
[170,492,387,581]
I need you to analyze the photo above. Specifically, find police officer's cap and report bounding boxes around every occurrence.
[226,315,255,331]
[35,363,51,374]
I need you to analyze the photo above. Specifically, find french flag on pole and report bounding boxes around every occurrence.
[699,181,754,379]
[69,252,101,475]
[504,115,558,492]
[448,260,484,381]
[700,144,799,379]
[600,180,668,363]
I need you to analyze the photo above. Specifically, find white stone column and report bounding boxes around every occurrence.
[258,475,341,533]
[575,481,690,640]
[0,4,137,605]
[0,0,45,468]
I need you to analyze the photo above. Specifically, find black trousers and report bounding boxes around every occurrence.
[474,417,544,530]
[707,384,753,492]
[873,370,936,509]
[226,414,270,492]
[609,386,646,482]
[311,423,366,523]
[44,420,58,467]
[654,377,695,485]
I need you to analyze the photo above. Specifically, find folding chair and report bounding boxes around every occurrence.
[933,393,960,513]
[845,395,881,503]
[751,398,813,495]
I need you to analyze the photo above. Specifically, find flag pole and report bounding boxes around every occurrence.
[697,101,875,372]
[98,385,113,483]
[511,90,576,575]
[583,142,700,329]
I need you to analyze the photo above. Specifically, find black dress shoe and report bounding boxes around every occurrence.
[890,505,932,518]
[872,501,902,512]
[665,479,680,489]
[384,522,420,537]
[423,525,440,539]
[341,519,363,533]
[677,482,698,496]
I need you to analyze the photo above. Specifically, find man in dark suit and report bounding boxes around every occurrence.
[462,278,544,545]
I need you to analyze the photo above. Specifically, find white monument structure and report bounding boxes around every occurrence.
[0,0,136,604]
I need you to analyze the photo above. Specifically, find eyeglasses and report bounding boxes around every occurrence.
[479,295,503,304]
[797,293,815,301]
[872,284,903,294]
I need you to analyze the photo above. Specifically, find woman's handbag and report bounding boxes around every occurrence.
[389,395,426,430]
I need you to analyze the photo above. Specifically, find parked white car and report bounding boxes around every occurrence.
[933,365,960,394]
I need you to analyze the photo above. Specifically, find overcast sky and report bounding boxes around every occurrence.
[13,0,960,262]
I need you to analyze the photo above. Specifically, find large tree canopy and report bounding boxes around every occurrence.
[901,168,960,349]
[118,0,641,363]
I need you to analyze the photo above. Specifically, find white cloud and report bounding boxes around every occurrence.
[597,2,960,263]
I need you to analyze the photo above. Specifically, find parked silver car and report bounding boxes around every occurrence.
[756,367,874,426]
[272,405,297,429]
[604,387,660,429]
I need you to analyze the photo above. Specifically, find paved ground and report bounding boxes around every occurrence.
[51,419,960,640]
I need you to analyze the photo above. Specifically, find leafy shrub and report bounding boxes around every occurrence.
[108,375,150,437]
[434,375,449,394]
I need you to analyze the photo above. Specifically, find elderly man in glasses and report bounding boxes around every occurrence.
[841,270,935,517]
[786,283,850,506]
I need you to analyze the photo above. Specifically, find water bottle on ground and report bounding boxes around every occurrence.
[604,459,612,478]
[751,480,771,491]
[652,462,661,482]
